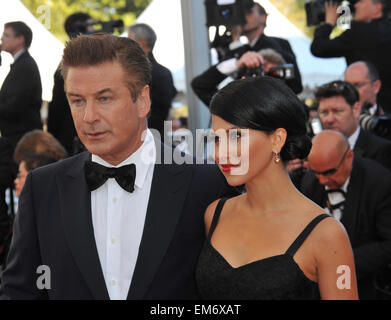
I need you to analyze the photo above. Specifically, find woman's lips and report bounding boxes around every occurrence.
[220,164,240,173]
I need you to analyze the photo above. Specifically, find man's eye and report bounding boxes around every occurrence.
[99,96,111,103]
[72,99,84,105]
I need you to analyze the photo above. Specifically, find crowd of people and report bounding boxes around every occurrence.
[0,0,390,300]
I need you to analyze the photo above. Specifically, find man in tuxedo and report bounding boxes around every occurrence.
[315,80,391,170]
[0,21,42,148]
[127,23,177,139]
[0,21,42,247]
[191,2,302,107]
[0,33,237,299]
[311,0,391,114]
[301,130,391,299]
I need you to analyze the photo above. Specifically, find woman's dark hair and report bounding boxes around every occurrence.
[210,76,311,161]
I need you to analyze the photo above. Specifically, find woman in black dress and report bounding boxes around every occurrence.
[196,77,358,299]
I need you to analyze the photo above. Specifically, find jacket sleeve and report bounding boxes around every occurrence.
[311,23,355,58]
[191,65,229,108]
[278,39,303,94]
[0,62,41,121]
[353,184,391,280]
[0,172,48,300]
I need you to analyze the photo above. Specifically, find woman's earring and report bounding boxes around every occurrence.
[273,152,281,164]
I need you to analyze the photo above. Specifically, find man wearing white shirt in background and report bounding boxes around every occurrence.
[345,61,388,117]
[0,33,237,300]
[314,80,391,171]
[0,21,42,266]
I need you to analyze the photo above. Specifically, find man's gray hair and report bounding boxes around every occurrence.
[127,23,157,51]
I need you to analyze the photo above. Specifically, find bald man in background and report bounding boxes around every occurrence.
[301,130,391,299]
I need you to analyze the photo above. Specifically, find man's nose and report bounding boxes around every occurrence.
[83,101,100,123]
[316,174,328,186]
[323,112,336,124]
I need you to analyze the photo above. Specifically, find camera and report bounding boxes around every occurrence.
[238,63,295,80]
[305,0,355,26]
[74,19,124,35]
[359,102,391,140]
[205,0,255,27]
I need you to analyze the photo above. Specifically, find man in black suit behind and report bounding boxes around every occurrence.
[127,23,177,139]
[311,0,391,114]
[191,2,302,107]
[315,80,391,171]
[0,21,42,147]
[0,33,237,300]
[301,130,391,299]
[0,21,42,251]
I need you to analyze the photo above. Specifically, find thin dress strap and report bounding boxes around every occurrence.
[207,198,228,241]
[285,214,331,257]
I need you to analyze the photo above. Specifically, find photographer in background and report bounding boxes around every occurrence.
[344,61,391,140]
[192,2,302,108]
[192,47,296,108]
[47,12,93,156]
[311,0,391,114]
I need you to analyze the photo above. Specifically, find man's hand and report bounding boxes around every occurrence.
[325,1,340,26]
[287,159,309,174]
[236,51,264,69]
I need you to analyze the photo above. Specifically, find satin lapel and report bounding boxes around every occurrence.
[127,152,194,299]
[341,159,361,243]
[57,152,109,300]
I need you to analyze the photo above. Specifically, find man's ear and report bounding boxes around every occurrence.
[373,79,381,95]
[352,101,362,119]
[136,85,151,118]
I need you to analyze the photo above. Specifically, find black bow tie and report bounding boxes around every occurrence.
[84,161,136,193]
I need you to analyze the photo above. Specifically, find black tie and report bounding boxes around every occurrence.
[84,161,136,193]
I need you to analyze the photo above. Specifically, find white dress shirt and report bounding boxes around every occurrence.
[90,129,156,300]
[13,48,25,62]
[324,177,350,221]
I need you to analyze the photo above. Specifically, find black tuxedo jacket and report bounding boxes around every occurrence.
[0,51,42,140]
[354,129,391,171]
[301,157,391,298]
[311,18,391,114]
[148,53,177,137]
[191,34,303,108]
[0,144,238,299]
[47,68,77,155]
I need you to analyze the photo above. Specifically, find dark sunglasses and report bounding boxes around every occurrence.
[311,146,350,176]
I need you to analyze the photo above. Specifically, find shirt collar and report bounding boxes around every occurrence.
[13,49,25,62]
[348,126,360,150]
[91,129,156,189]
